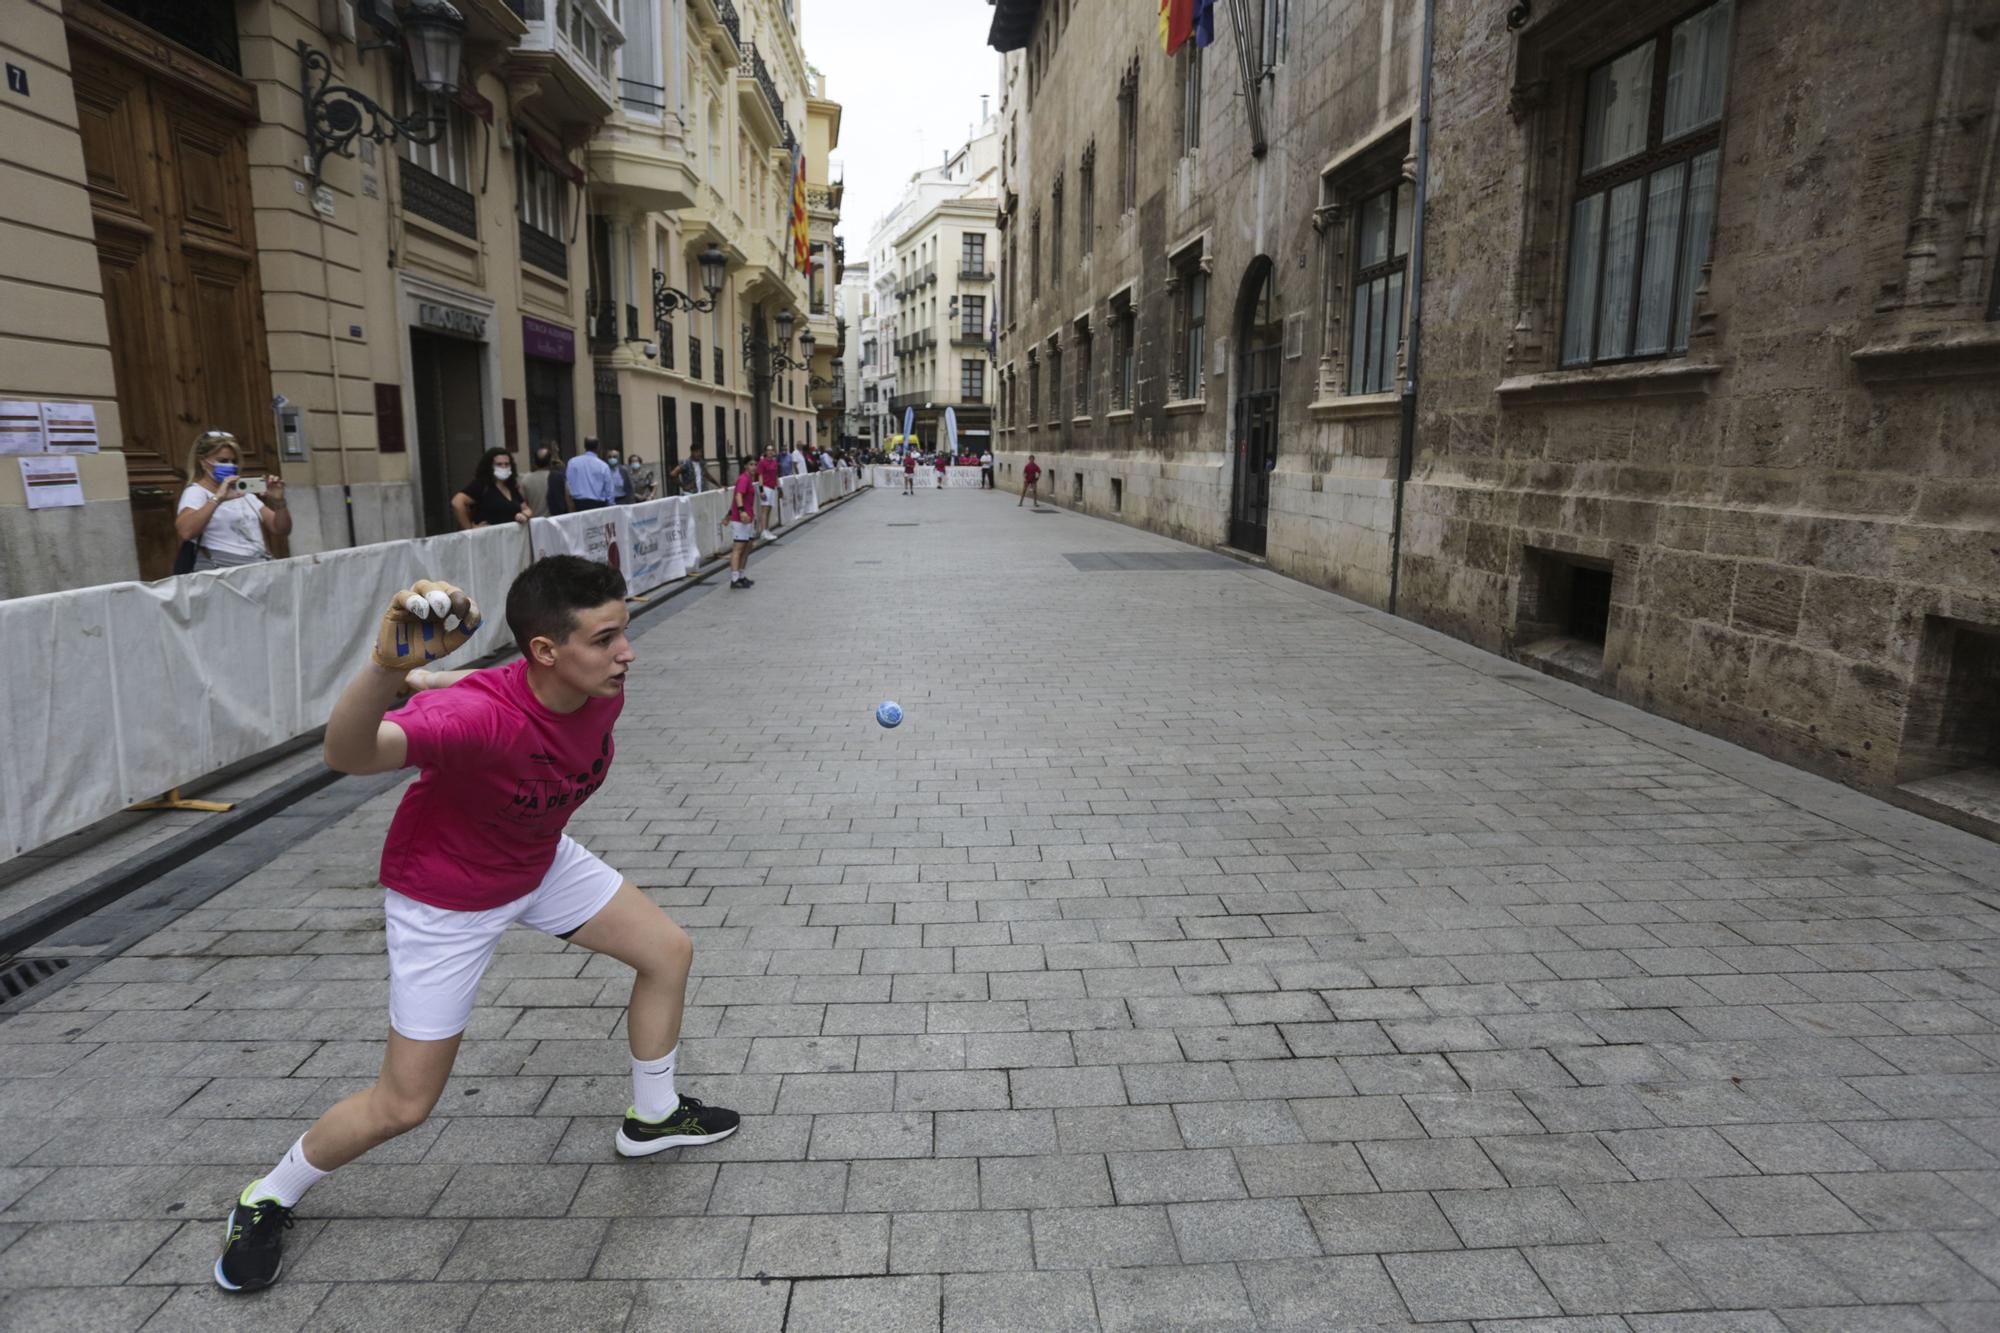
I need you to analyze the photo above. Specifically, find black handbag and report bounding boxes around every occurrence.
[171,539,201,575]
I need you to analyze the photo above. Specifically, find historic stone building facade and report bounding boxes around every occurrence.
[993,0,2000,834]
[991,0,1424,604]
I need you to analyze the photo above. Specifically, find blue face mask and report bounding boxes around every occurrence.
[212,462,239,482]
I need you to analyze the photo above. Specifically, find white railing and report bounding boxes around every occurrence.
[0,470,856,858]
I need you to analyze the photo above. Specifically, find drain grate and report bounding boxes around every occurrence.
[0,956,71,1001]
[886,523,920,527]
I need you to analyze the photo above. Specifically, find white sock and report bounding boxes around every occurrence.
[632,1047,679,1121]
[247,1135,329,1208]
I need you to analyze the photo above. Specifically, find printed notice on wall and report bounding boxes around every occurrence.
[21,456,85,510]
[0,401,44,454]
[40,401,100,453]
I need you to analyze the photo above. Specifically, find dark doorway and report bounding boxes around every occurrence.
[1229,258,1281,555]
[594,366,623,458]
[524,356,575,468]
[410,330,486,535]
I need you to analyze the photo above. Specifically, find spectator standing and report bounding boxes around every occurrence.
[678,446,707,495]
[176,429,290,571]
[521,446,552,516]
[451,448,531,530]
[726,463,758,590]
[789,441,808,480]
[1019,454,1042,508]
[980,450,994,489]
[627,455,655,502]
[777,443,796,479]
[756,443,782,538]
[566,438,614,511]
[820,448,834,472]
[606,449,630,504]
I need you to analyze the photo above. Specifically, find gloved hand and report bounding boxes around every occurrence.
[372,579,482,671]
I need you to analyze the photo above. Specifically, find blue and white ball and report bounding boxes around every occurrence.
[875,700,904,729]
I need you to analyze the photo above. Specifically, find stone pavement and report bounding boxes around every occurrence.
[3,488,1999,1332]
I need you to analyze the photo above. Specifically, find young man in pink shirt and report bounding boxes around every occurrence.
[756,443,782,538]
[214,559,738,1293]
[728,464,759,588]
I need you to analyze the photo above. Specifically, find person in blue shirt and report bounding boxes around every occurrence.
[565,437,614,511]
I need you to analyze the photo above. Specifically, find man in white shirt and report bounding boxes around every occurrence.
[565,438,614,510]
[980,450,994,489]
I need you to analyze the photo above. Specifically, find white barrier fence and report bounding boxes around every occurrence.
[0,468,856,858]
[871,466,988,490]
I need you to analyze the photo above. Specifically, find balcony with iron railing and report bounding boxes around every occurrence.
[736,42,794,149]
[507,0,623,128]
[958,264,994,281]
[921,262,937,287]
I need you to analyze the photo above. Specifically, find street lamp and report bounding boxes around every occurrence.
[775,309,796,350]
[299,1,468,186]
[653,243,727,331]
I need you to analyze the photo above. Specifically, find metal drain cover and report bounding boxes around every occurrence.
[0,955,71,1002]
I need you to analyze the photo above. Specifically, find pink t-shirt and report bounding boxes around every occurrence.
[380,660,622,911]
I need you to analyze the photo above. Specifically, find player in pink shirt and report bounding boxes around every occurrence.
[214,558,738,1294]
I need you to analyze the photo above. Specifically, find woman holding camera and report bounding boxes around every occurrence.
[176,429,289,570]
[451,448,532,530]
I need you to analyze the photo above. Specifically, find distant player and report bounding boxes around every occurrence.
[213,561,739,1294]
[903,451,917,496]
[1019,454,1042,507]
[934,452,949,491]
[728,463,758,588]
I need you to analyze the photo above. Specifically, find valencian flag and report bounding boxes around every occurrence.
[788,143,810,274]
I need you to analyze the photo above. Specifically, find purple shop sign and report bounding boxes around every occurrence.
[522,315,575,364]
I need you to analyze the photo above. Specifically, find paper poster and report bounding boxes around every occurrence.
[1,401,44,454]
[40,401,100,453]
[20,456,84,509]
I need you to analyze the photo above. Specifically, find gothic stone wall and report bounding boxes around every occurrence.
[1401,0,2000,804]
[997,0,1421,604]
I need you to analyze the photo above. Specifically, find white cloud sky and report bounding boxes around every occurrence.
[802,0,1001,257]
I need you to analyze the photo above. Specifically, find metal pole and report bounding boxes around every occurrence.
[1388,0,1435,617]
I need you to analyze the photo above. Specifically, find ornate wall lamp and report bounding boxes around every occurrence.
[299,0,467,186]
[744,309,815,372]
[655,244,730,331]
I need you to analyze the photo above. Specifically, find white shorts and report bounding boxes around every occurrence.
[730,520,757,542]
[761,485,780,505]
[384,835,624,1041]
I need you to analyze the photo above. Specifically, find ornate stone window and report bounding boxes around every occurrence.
[1109,288,1136,412]
[1558,1,1731,366]
[1073,314,1093,419]
[1117,60,1140,214]
[1166,242,1211,401]
[1079,143,1096,256]
[1314,127,1410,402]
[1503,0,1736,378]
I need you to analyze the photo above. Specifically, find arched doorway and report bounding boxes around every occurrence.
[1229,259,1281,555]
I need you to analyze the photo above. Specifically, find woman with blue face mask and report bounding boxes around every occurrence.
[175,430,290,571]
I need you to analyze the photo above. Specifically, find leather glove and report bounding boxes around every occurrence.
[372,579,482,671]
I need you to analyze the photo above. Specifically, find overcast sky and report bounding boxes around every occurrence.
[802,0,1000,257]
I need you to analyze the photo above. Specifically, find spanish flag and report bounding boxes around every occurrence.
[1159,0,1195,54]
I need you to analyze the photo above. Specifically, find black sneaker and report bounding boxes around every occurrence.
[615,1095,741,1158]
[213,1188,295,1292]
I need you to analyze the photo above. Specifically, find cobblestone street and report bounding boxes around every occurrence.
[3,489,1999,1332]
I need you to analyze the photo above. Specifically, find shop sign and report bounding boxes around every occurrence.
[523,315,576,363]
[417,302,486,339]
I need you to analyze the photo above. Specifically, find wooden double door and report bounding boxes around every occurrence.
[70,21,277,578]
